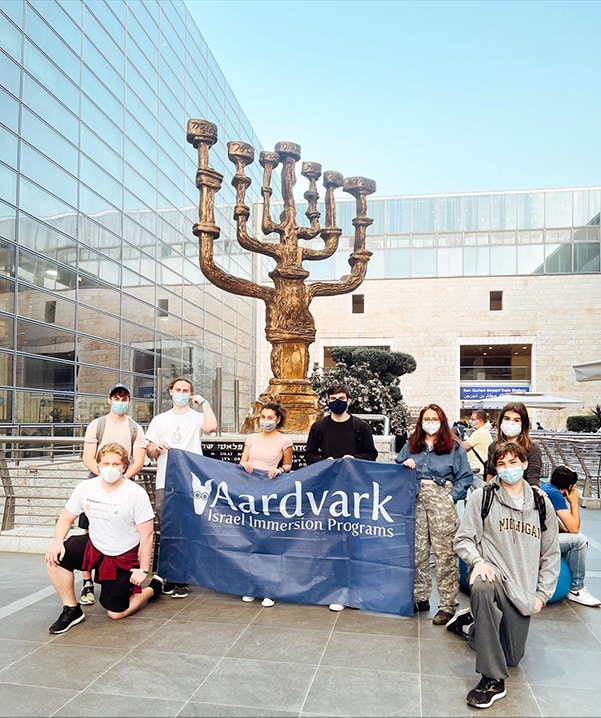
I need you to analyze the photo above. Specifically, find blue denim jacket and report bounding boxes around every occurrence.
[396,441,473,502]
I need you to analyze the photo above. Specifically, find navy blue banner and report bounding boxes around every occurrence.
[159,451,416,616]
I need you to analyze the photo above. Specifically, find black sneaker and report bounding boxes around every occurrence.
[79,580,95,605]
[466,676,506,708]
[148,575,165,602]
[49,604,85,634]
[446,607,473,638]
[171,583,189,599]
[162,582,175,595]
[414,600,430,613]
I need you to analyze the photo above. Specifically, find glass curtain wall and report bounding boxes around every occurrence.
[0,0,264,432]
[291,188,601,281]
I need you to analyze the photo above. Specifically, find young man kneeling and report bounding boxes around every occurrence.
[449,442,559,708]
[45,442,163,633]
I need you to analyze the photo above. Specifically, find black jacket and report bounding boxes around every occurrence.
[304,415,378,465]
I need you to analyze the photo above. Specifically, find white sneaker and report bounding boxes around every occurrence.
[241,596,255,603]
[567,587,601,607]
[328,603,345,612]
[261,597,275,607]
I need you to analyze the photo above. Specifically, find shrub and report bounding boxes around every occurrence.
[566,415,599,433]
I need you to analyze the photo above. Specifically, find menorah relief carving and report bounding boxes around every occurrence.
[186,119,376,433]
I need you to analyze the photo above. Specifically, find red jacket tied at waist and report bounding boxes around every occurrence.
[82,540,142,593]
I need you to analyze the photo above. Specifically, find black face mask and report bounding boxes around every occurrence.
[328,399,348,415]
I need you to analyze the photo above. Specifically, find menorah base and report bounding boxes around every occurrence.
[241,379,323,434]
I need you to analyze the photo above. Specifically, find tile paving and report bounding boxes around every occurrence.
[1,507,600,717]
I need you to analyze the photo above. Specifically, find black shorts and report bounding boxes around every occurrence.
[60,534,135,613]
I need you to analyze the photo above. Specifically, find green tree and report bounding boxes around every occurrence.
[309,347,416,433]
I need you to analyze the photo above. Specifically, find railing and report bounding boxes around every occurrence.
[535,432,601,499]
[1,432,599,540]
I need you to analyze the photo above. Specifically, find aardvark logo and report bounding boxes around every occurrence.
[191,474,213,515]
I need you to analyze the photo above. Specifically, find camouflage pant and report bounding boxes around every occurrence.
[414,482,459,613]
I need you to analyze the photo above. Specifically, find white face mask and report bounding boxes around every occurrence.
[259,420,277,432]
[501,420,522,438]
[99,466,121,484]
[422,420,441,435]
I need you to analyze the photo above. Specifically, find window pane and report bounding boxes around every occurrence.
[411,248,436,277]
[491,246,516,275]
[518,192,544,229]
[15,389,74,423]
[490,194,517,230]
[19,214,77,265]
[517,244,545,274]
[0,87,19,133]
[437,247,463,276]
[0,129,17,172]
[574,243,600,272]
[17,285,75,330]
[412,198,436,233]
[78,303,120,341]
[545,191,572,228]
[545,244,572,273]
[0,276,15,314]
[20,143,78,206]
[573,189,601,226]
[0,314,14,349]
[464,246,489,275]
[0,165,17,205]
[465,195,490,231]
[16,318,75,358]
[0,353,14,390]
[438,196,463,232]
[18,248,78,291]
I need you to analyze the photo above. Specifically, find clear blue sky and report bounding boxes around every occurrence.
[186,0,601,197]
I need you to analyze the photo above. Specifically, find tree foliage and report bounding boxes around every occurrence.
[309,347,417,434]
[566,415,599,433]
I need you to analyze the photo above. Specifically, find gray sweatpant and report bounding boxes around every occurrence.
[468,577,531,680]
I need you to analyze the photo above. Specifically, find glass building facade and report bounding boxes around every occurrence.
[0,0,265,432]
[306,188,601,281]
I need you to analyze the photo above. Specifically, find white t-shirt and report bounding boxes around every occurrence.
[145,408,205,490]
[65,477,154,556]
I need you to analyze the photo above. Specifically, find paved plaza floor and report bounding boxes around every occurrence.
[1,508,600,717]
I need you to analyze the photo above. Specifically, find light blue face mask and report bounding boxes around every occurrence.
[172,393,190,407]
[498,466,523,485]
[111,401,129,415]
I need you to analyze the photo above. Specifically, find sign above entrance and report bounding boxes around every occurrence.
[460,386,530,401]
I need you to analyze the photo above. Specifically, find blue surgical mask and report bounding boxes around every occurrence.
[328,399,348,415]
[259,420,277,432]
[172,393,190,407]
[111,401,129,415]
[469,420,475,429]
[498,466,523,485]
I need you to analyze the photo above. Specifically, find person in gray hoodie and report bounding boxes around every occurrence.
[448,441,559,709]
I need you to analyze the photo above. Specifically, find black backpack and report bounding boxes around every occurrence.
[480,483,547,531]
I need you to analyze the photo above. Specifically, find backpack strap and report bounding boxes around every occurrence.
[95,415,138,457]
[95,415,107,445]
[471,445,486,469]
[532,488,547,531]
[481,481,546,531]
[480,483,497,521]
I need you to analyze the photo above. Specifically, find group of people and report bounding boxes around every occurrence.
[396,399,599,708]
[44,382,599,710]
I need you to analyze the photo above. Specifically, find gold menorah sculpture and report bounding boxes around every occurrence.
[186,119,376,433]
